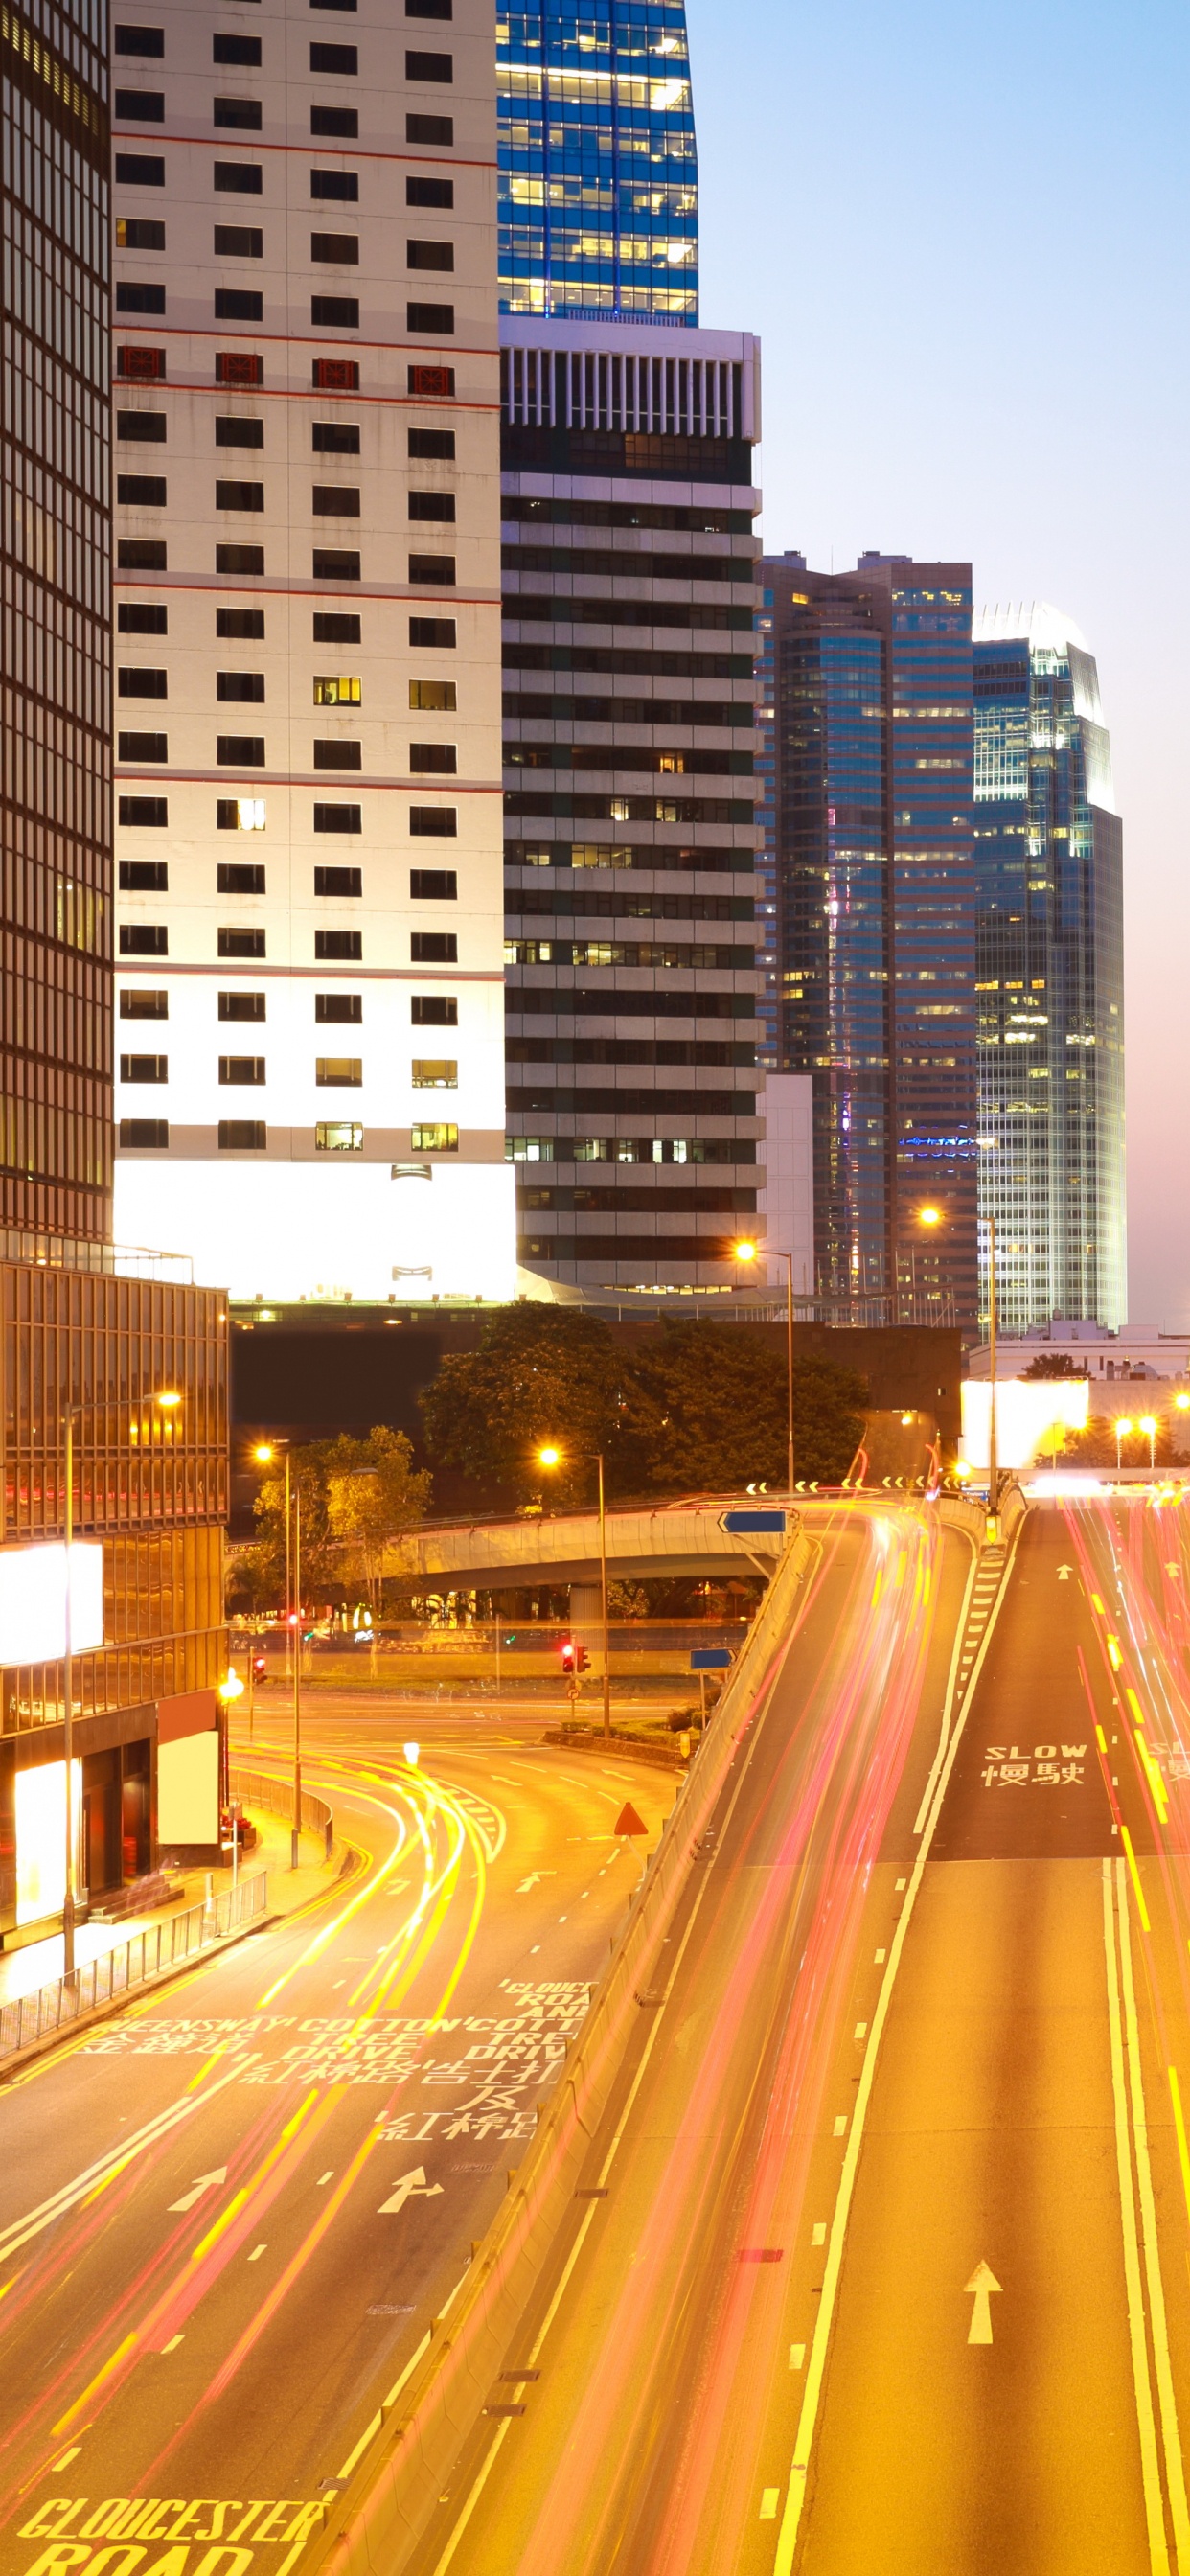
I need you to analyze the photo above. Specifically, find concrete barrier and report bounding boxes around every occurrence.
[307,1520,816,2576]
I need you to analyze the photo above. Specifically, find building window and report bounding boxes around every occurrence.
[411,995,457,1025]
[410,867,456,898]
[216,419,264,452]
[217,669,265,699]
[216,351,263,385]
[215,288,263,321]
[311,231,358,263]
[316,1057,362,1086]
[118,540,167,569]
[116,218,166,249]
[218,1120,267,1149]
[313,612,360,644]
[312,421,360,452]
[215,97,263,128]
[217,862,265,892]
[409,679,455,711]
[217,796,266,830]
[407,361,454,394]
[118,669,167,702]
[120,924,168,955]
[410,742,456,773]
[316,1121,363,1151]
[574,1138,611,1161]
[119,731,168,761]
[411,932,456,962]
[214,161,263,193]
[120,1118,170,1147]
[410,805,456,835]
[115,86,165,118]
[311,169,358,200]
[219,991,265,1021]
[311,295,359,328]
[313,547,361,580]
[119,605,168,636]
[117,415,167,447]
[410,615,456,648]
[413,1059,456,1088]
[117,473,167,505]
[313,802,361,833]
[117,283,166,314]
[312,484,360,515]
[505,1136,554,1161]
[119,859,168,890]
[217,478,264,511]
[313,739,361,770]
[314,864,361,896]
[116,24,165,56]
[120,989,168,1019]
[408,491,455,522]
[408,553,455,586]
[219,1056,265,1085]
[119,1053,168,1083]
[313,675,361,704]
[119,795,169,827]
[312,356,358,389]
[310,39,357,71]
[116,151,166,183]
[217,735,265,766]
[218,927,266,956]
[217,607,265,638]
[405,50,452,80]
[217,544,264,575]
[406,302,453,334]
[411,1121,458,1152]
[215,224,263,257]
[406,114,452,147]
[316,929,362,960]
[407,239,453,272]
[214,32,261,65]
[315,992,361,1023]
[406,174,452,208]
[118,344,167,379]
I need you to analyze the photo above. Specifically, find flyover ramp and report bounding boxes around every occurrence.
[389,1497,791,1590]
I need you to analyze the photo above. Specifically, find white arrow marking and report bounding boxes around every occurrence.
[1167,1564,1181,1578]
[168,2167,228,2213]
[0,2057,255,2269]
[378,2165,445,2217]
[1057,1564,1075,1580]
[516,1871,556,1893]
[965,2259,1002,2344]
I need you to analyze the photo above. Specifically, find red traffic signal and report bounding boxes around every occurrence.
[561,1641,589,1674]
[251,1653,266,1681]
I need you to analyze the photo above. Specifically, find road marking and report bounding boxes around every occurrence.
[773,1512,1013,2576]
[832,2116,847,2138]
[1122,1824,1153,1932]
[162,2335,183,2353]
[911,1542,979,1833]
[1104,1858,1170,2574]
[964,2260,1001,2344]
[0,2057,254,2268]
[760,2490,780,2520]
[50,2449,80,2471]
[378,2166,444,2217]
[168,2167,228,2213]
[248,2243,266,2262]
[853,2022,867,2041]
[316,2171,333,2187]
[1169,2069,1190,2233]
[811,2223,825,2247]
[1117,1857,1190,2568]
[789,2344,805,2371]
[874,1947,886,1964]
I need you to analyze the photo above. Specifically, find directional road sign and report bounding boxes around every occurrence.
[720,1508,788,1536]
[690,1647,732,1670]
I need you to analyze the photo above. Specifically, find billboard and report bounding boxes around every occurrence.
[0,1542,103,1665]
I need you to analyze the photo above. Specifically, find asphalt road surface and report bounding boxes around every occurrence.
[0,1700,675,2575]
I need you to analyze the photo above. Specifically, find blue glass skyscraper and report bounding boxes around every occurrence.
[498,1,698,321]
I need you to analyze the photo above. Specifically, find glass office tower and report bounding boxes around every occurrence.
[973,604,1126,1330]
[763,554,977,1323]
[498,0,698,320]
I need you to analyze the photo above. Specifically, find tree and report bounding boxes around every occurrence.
[250,1445,340,1606]
[420,1305,629,1507]
[1019,1352,1089,1381]
[609,1322,868,1495]
[324,1425,432,1613]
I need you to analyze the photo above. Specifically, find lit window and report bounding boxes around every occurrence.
[312,675,361,704]
[573,1138,609,1162]
[409,678,457,710]
[413,1059,457,1089]
[316,1121,363,1152]
[217,796,265,830]
[411,1121,458,1152]
[504,1135,553,1161]
[316,1057,362,1087]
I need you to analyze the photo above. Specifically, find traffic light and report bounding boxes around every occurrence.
[561,1641,589,1675]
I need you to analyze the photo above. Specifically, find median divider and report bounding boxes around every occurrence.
[309,1520,814,2576]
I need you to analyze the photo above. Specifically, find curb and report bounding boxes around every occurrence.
[541,1727,686,1772]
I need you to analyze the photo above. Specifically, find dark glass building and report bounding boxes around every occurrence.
[2,0,112,1242]
[973,605,1126,1330]
[501,315,762,1286]
[498,0,698,322]
[1,0,230,1928]
[761,554,977,1323]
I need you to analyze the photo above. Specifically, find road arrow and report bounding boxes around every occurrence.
[378,2165,445,2218]
[169,2169,228,2213]
[516,1871,556,1893]
[965,2259,1002,2344]
[1057,1564,1075,1581]
[1167,1563,1181,1578]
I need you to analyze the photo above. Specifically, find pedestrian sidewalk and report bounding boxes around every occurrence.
[0,1804,340,2012]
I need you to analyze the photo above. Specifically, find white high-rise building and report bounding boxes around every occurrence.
[110,0,514,1302]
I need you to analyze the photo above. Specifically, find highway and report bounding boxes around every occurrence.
[0,1698,675,2575]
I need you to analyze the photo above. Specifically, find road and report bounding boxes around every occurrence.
[394,1500,973,2576]
[0,1698,675,2574]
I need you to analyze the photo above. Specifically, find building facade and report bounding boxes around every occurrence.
[501,315,762,1288]
[109,0,514,1305]
[761,553,977,1323]
[497,0,698,323]
[973,603,1126,1331]
[2,0,229,1928]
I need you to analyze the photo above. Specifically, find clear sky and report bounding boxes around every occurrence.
[688,0,1190,1327]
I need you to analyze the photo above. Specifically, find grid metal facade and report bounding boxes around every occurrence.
[498,0,698,323]
[973,606,1126,1331]
[501,314,762,1286]
[763,554,977,1324]
[1,0,113,1239]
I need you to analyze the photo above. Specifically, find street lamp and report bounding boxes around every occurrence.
[253,1440,302,1867]
[1114,1417,1133,1476]
[538,1444,610,1741]
[60,1387,180,1976]
[1139,1414,1158,1473]
[732,1237,795,1498]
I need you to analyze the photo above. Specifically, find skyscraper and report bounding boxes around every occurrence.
[2,0,229,1921]
[501,316,763,1286]
[498,0,698,322]
[973,604,1126,1330]
[109,0,513,1304]
[761,554,977,1322]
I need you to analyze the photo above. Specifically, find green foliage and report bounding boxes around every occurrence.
[419,1305,629,1506]
[1019,1352,1090,1380]
[246,1425,431,1610]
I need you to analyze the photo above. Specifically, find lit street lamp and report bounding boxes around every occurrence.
[538,1443,610,1741]
[61,1388,180,1976]
[1139,1414,1158,1473]
[731,1237,794,1498]
[1114,1417,1133,1476]
[254,1441,302,1866]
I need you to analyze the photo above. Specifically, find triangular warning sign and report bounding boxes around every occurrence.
[614,1801,647,1837]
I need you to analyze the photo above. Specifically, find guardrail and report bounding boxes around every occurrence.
[231,1766,335,1861]
[309,1519,815,2576]
[0,1872,268,2064]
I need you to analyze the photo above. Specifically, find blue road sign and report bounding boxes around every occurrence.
[690,1647,732,1670]
[721,1508,787,1536]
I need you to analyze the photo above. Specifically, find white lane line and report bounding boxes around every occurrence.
[0,2054,256,2267]
[1117,1856,1190,2568]
[1103,1858,1169,2575]
[773,1515,1019,2576]
[912,1539,979,1834]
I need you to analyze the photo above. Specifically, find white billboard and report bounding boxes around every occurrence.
[0,1542,104,1665]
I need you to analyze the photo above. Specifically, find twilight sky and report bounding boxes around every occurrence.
[688,0,1190,1327]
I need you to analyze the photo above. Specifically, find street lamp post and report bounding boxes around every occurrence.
[538,1445,611,1741]
[253,1441,302,1865]
[60,1388,181,1976]
[1140,1414,1158,1474]
[731,1239,794,1497]
[1114,1416,1133,1477]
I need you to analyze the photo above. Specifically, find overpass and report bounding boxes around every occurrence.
[389,1498,793,1590]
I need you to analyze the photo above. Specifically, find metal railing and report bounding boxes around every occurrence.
[0,1871,268,2063]
[231,1766,334,1861]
